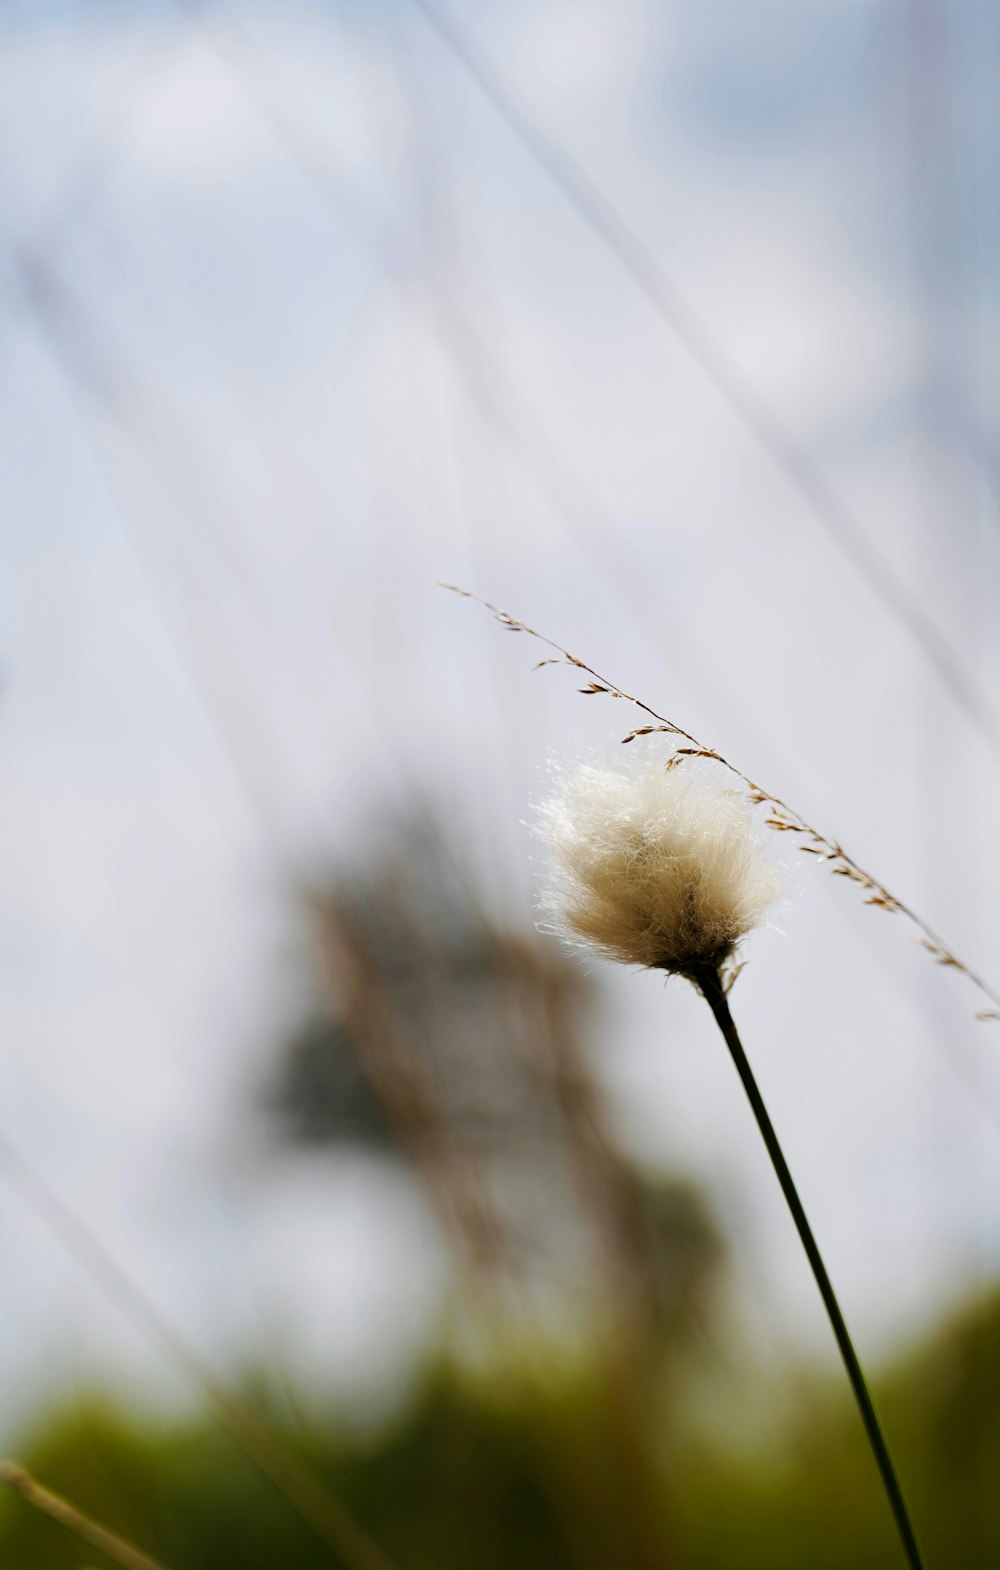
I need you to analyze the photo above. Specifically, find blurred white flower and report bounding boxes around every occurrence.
[534,758,783,978]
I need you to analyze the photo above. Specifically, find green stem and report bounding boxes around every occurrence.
[695,965,925,1570]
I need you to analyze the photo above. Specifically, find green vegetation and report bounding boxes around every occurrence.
[3,1290,998,1570]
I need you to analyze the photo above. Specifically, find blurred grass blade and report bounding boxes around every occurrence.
[0,1462,170,1570]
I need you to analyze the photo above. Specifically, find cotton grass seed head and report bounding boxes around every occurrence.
[535,758,783,980]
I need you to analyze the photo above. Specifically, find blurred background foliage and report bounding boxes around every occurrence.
[2,807,998,1567]
[3,1290,999,1568]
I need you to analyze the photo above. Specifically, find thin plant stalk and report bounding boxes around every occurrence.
[0,1462,170,1570]
[691,962,926,1570]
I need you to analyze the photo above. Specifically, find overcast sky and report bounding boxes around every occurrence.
[1,0,1000,1443]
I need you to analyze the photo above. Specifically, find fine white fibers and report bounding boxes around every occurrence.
[534,759,784,975]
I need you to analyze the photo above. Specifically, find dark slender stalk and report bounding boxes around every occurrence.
[694,964,926,1570]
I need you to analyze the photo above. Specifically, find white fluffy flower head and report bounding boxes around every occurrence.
[535,758,783,979]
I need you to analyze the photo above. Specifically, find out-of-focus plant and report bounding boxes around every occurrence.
[2,1291,998,1569]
